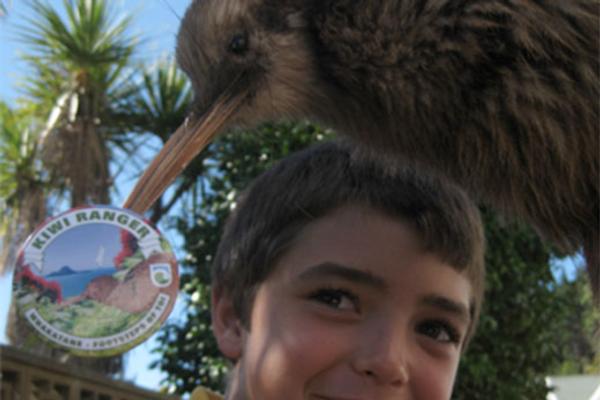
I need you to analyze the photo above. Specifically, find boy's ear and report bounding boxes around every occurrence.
[211,287,244,360]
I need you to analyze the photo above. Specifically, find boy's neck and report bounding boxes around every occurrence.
[224,364,244,400]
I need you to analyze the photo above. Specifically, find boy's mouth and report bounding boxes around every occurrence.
[312,395,368,400]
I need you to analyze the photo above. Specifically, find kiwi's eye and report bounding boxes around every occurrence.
[228,33,249,54]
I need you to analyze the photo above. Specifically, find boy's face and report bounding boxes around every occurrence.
[214,204,472,400]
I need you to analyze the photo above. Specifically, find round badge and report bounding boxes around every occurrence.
[12,205,179,356]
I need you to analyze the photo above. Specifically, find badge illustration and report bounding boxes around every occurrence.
[12,206,179,356]
[150,263,173,288]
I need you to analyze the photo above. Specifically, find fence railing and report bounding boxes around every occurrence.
[0,345,179,400]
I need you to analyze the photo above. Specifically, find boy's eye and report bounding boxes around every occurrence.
[309,288,359,312]
[417,320,461,345]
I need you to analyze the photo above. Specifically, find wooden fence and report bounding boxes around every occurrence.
[0,345,179,400]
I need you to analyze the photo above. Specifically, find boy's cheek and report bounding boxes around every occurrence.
[241,301,353,398]
[410,353,460,399]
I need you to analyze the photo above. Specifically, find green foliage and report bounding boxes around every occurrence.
[128,59,194,223]
[133,59,193,143]
[0,102,47,273]
[18,0,137,116]
[0,102,41,208]
[452,211,567,399]
[553,267,600,375]
[21,0,134,68]
[14,0,140,206]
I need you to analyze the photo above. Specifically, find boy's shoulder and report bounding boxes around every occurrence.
[190,386,224,400]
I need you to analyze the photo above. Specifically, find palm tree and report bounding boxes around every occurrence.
[0,102,46,278]
[132,59,195,223]
[0,1,10,16]
[4,0,139,376]
[3,0,200,381]
[19,0,137,207]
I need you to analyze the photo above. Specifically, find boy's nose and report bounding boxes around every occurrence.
[351,321,410,386]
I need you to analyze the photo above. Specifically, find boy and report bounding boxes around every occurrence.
[192,141,485,400]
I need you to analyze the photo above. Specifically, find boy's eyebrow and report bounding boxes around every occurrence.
[420,294,471,325]
[296,264,471,322]
[296,262,387,289]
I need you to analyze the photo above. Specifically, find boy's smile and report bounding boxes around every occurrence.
[214,204,472,400]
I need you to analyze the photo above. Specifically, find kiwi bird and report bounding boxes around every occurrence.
[124,0,599,301]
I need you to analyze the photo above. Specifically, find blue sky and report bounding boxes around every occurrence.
[44,223,123,273]
[0,0,192,392]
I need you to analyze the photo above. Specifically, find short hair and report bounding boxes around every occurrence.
[212,141,485,347]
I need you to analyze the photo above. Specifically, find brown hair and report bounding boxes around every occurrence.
[212,141,485,346]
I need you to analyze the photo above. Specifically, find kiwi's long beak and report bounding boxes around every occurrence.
[124,89,246,215]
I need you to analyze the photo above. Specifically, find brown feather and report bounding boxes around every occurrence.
[176,0,600,301]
